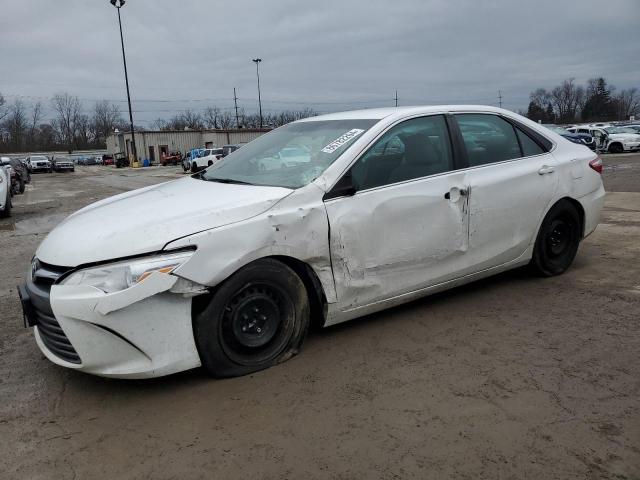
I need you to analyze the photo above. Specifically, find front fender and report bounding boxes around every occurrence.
[167,186,337,303]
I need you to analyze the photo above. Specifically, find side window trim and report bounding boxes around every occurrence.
[445,113,469,169]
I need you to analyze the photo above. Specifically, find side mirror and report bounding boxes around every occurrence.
[323,170,357,201]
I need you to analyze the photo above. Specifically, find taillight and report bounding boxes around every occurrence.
[589,157,603,174]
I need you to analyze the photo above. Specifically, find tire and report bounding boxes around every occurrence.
[608,143,624,154]
[191,162,199,173]
[194,258,310,378]
[0,190,11,218]
[207,160,213,166]
[530,200,581,277]
[18,178,25,194]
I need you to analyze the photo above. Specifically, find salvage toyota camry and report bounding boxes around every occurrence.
[18,106,605,378]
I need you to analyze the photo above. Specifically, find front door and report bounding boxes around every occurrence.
[149,146,155,163]
[324,114,470,310]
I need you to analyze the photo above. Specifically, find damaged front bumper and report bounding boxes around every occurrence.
[21,270,204,378]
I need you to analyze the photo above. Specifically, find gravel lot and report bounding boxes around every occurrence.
[1,155,639,479]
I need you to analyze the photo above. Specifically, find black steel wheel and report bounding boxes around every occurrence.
[530,200,581,276]
[194,258,310,378]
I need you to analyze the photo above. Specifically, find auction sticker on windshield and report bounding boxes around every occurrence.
[321,129,365,153]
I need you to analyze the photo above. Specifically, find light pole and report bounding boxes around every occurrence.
[110,0,137,164]
[252,58,263,128]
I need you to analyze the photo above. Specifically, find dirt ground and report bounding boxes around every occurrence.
[1,155,639,480]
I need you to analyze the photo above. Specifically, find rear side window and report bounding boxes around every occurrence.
[516,128,545,156]
[456,114,521,166]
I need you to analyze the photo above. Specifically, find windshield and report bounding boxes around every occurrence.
[200,119,379,188]
[32,155,48,161]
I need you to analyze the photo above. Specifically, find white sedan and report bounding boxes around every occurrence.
[19,106,605,378]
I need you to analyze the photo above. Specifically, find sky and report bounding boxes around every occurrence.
[1,0,639,127]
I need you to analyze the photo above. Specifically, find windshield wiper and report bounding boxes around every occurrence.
[206,177,254,185]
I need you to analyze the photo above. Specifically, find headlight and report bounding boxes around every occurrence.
[61,251,193,293]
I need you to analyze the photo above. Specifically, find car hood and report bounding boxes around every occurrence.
[36,177,292,267]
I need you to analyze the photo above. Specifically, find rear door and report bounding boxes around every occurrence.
[453,113,558,271]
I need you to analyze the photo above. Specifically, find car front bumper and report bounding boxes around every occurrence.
[22,272,202,378]
[31,164,50,172]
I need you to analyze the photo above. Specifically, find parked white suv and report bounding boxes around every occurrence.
[566,126,640,153]
[19,106,605,379]
[190,148,224,172]
[26,155,52,173]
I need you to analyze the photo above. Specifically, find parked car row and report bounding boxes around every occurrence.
[0,156,32,217]
[543,123,640,154]
[182,144,243,173]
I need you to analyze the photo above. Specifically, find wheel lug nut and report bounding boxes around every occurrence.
[256,327,262,333]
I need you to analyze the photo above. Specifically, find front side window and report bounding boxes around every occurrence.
[201,119,379,188]
[456,114,521,166]
[351,115,453,190]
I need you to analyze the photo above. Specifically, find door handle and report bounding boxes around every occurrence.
[538,165,555,175]
[444,188,468,200]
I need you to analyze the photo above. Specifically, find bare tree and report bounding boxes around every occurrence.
[76,114,91,148]
[26,101,43,148]
[614,88,640,119]
[92,100,124,146]
[0,92,7,122]
[550,78,584,123]
[5,100,28,150]
[52,93,82,152]
[218,111,235,129]
[202,106,221,129]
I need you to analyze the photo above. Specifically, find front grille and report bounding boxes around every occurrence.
[36,311,81,364]
[28,260,81,364]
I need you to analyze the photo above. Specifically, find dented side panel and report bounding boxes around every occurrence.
[463,152,559,271]
[324,170,471,309]
[167,183,337,303]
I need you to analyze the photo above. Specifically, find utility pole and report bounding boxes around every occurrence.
[498,90,503,109]
[110,0,137,164]
[395,90,398,107]
[252,58,263,128]
[233,87,240,128]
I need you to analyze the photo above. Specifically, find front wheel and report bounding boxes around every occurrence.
[190,162,199,173]
[608,143,624,154]
[194,259,310,378]
[530,200,581,277]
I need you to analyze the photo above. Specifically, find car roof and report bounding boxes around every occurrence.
[296,105,510,122]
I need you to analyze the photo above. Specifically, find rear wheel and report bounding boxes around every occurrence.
[18,178,25,194]
[194,259,310,378]
[530,200,581,276]
[190,162,199,173]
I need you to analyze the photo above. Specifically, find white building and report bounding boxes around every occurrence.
[106,128,270,163]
